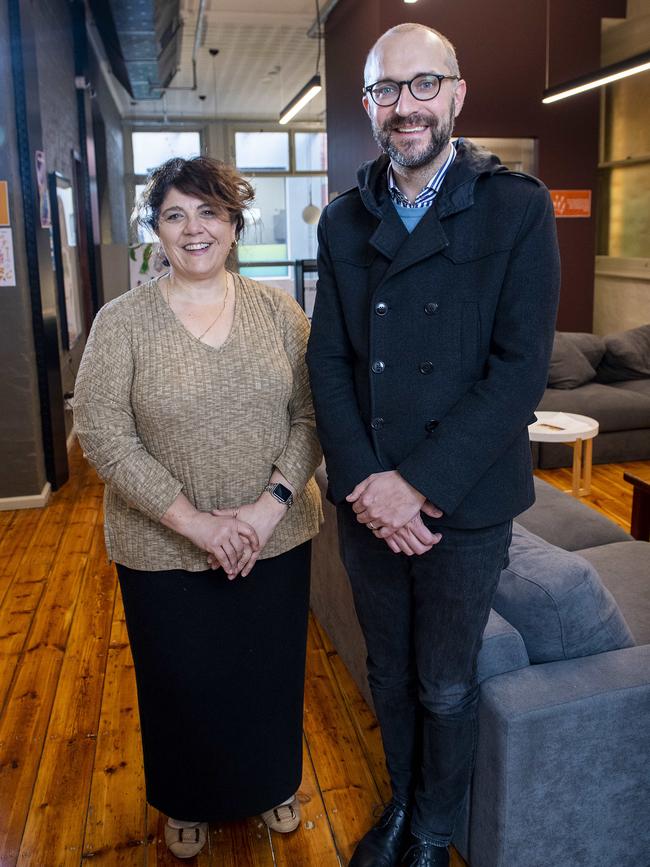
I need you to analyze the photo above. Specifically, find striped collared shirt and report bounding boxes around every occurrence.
[387,142,456,209]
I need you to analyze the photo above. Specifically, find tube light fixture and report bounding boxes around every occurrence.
[279,74,322,124]
[542,50,650,104]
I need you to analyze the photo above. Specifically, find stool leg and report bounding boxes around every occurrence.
[582,438,593,496]
[572,438,583,497]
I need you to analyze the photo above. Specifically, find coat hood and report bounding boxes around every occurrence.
[356,138,509,220]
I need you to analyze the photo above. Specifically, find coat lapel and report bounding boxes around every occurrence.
[368,197,408,260]
[381,208,450,281]
[367,199,451,288]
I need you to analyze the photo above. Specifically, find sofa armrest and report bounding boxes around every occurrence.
[477,610,529,683]
[518,478,633,550]
[461,646,650,867]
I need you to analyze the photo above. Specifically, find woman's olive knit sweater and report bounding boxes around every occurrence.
[74,273,322,571]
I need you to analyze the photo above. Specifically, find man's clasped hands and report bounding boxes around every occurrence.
[347,470,443,555]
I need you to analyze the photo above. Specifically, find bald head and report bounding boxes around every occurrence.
[364,23,461,86]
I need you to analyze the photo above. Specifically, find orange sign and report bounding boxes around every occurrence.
[550,189,592,218]
[0,182,9,226]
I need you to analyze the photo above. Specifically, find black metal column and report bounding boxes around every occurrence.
[9,0,69,490]
[71,0,104,316]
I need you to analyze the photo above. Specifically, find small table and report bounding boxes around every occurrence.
[529,411,599,497]
[623,472,650,541]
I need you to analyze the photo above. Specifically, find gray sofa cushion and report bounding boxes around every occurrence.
[517,478,632,551]
[609,378,650,398]
[477,610,529,683]
[538,381,650,432]
[562,331,607,368]
[493,525,635,663]
[579,540,650,646]
[597,324,650,382]
[548,332,597,389]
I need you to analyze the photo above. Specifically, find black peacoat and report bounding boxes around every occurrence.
[306,139,561,528]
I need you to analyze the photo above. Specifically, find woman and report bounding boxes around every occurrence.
[74,156,322,859]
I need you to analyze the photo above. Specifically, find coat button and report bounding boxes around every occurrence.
[375,301,388,316]
[424,302,439,315]
[371,417,384,430]
[371,360,385,374]
[425,419,439,432]
[419,361,434,374]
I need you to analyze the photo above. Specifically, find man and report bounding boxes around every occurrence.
[306,22,560,867]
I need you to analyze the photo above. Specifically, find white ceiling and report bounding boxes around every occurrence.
[117,0,327,123]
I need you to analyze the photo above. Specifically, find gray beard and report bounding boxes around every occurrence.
[372,103,456,169]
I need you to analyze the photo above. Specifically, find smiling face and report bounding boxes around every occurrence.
[363,29,466,170]
[155,188,236,282]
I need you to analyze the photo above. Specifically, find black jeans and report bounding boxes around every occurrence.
[337,505,512,846]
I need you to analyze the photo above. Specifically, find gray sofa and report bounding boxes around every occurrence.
[534,325,650,468]
[310,470,650,867]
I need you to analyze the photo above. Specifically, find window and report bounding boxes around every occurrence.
[132,131,201,175]
[233,128,327,296]
[239,175,328,279]
[239,177,288,277]
[295,132,327,171]
[235,132,290,172]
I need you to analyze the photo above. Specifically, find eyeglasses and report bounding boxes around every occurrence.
[363,73,459,106]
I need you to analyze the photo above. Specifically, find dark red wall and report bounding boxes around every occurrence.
[325,0,626,331]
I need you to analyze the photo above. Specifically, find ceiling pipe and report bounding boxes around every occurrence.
[165,0,207,91]
[307,0,340,38]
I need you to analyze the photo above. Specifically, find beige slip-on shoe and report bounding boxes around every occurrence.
[164,820,208,859]
[260,795,301,833]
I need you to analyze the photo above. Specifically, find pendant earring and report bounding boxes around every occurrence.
[154,245,170,269]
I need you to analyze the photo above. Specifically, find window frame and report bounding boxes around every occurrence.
[226,123,327,284]
[227,122,327,178]
[597,83,650,257]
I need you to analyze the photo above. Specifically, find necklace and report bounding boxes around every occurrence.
[165,273,231,342]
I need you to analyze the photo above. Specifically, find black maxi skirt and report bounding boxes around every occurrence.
[116,542,311,822]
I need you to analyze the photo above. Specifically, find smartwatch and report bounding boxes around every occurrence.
[264,482,294,508]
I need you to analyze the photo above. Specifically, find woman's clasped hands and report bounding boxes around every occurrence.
[207,495,288,579]
[161,489,288,580]
[180,510,258,579]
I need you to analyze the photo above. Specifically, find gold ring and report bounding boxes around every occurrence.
[368,521,376,530]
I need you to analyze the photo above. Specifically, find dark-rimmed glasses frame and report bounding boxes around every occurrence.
[363,73,459,106]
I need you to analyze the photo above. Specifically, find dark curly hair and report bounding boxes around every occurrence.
[132,156,255,240]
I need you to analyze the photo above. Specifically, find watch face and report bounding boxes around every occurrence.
[274,483,292,502]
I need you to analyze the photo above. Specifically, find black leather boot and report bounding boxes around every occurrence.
[400,836,449,867]
[348,802,411,867]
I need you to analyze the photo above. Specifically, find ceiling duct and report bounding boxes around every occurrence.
[89,0,182,100]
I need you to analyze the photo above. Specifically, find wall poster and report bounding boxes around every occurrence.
[0,181,10,226]
[0,228,16,286]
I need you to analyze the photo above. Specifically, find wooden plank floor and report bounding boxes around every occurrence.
[0,446,646,866]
